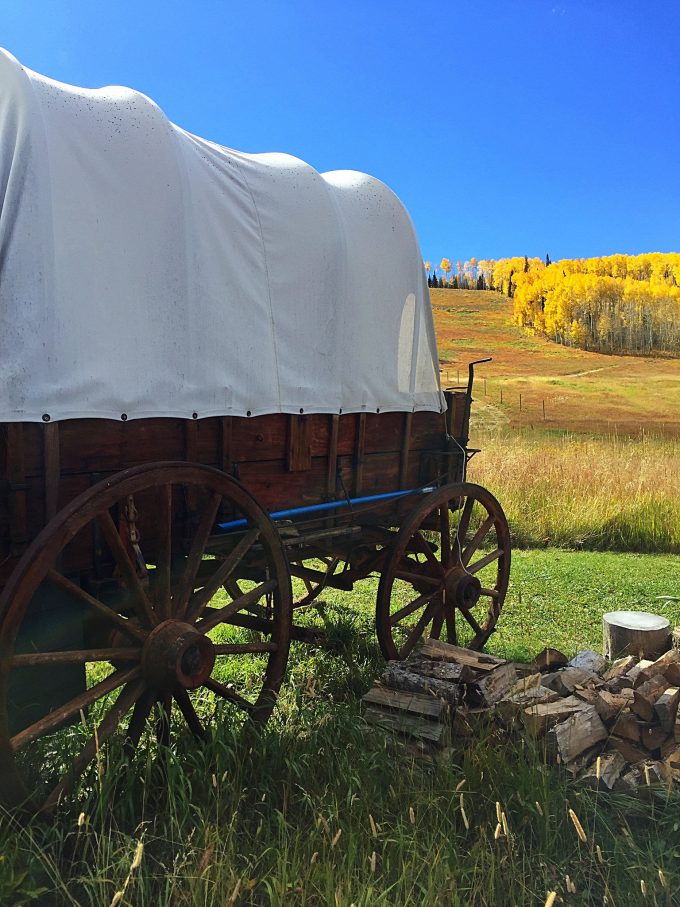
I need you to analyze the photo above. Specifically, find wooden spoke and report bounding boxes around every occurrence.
[480,587,500,599]
[183,527,260,622]
[155,484,173,619]
[439,506,451,567]
[204,677,255,714]
[411,532,445,575]
[213,641,278,655]
[445,611,458,646]
[174,688,208,741]
[467,548,503,574]
[393,568,440,587]
[459,607,483,636]
[389,590,437,626]
[96,511,157,627]
[46,569,146,642]
[195,579,277,635]
[10,666,141,752]
[42,679,145,812]
[11,648,140,667]
[124,689,155,755]
[174,491,223,615]
[454,496,475,551]
[461,515,496,566]
[399,598,439,659]
[430,610,444,640]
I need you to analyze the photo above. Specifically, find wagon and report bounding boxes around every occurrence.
[0,49,511,812]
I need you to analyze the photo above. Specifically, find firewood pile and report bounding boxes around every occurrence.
[363,635,680,791]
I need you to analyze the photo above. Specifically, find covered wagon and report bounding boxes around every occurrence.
[0,49,510,811]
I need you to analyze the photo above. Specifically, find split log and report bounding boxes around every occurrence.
[630,660,658,688]
[497,686,560,723]
[594,688,634,723]
[541,666,595,697]
[610,712,640,743]
[603,611,670,660]
[404,655,474,684]
[380,663,460,707]
[506,672,542,697]
[421,639,506,671]
[631,674,668,722]
[607,736,648,763]
[548,706,608,764]
[532,647,568,672]
[603,655,637,682]
[363,686,448,720]
[663,745,680,780]
[568,650,607,675]
[654,687,680,733]
[522,695,588,736]
[647,649,680,686]
[467,663,519,706]
[639,722,669,753]
[363,706,448,745]
[580,751,626,790]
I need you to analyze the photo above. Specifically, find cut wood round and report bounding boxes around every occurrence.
[603,611,671,660]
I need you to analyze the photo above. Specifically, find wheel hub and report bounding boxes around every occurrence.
[142,620,215,690]
[445,569,482,610]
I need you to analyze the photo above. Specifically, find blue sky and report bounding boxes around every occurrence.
[2,0,678,265]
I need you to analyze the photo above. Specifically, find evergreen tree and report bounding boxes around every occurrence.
[452,275,458,289]
[523,256,529,273]
[545,253,551,266]
[476,274,485,290]
[427,275,432,288]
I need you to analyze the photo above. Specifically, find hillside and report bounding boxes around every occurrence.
[431,289,680,437]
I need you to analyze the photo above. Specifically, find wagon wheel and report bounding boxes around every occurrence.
[376,482,510,661]
[0,462,292,814]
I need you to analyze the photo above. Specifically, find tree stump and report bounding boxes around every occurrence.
[603,611,671,660]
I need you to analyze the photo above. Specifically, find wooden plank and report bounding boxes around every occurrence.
[43,422,61,522]
[420,639,506,671]
[362,686,447,721]
[326,414,339,498]
[354,413,366,496]
[398,412,413,490]
[363,705,447,744]
[219,417,233,473]
[6,424,27,554]
[381,662,461,706]
[287,415,312,472]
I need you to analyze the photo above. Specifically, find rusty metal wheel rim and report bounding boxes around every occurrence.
[376,482,510,661]
[0,462,292,814]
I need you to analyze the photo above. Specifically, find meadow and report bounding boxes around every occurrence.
[1,288,679,906]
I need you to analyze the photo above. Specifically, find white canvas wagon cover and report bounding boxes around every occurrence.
[0,49,444,422]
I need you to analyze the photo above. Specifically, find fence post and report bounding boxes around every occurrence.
[542,399,546,420]
[519,393,522,413]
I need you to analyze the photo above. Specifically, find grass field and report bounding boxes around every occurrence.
[431,289,680,437]
[2,551,680,907]
[2,289,679,906]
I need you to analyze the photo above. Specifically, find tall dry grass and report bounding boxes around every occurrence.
[468,431,680,552]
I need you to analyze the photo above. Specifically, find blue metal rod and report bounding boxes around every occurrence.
[217,486,435,532]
